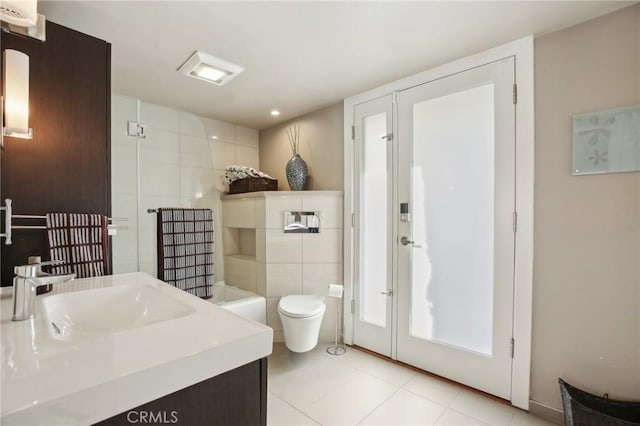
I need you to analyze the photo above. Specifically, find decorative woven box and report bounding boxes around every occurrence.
[228,177,278,194]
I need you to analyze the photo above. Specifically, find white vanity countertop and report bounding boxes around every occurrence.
[0,272,273,426]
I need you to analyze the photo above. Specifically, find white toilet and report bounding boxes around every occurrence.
[278,295,326,353]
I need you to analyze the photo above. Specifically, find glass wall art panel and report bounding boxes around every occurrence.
[572,104,640,175]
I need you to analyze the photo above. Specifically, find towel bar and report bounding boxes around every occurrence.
[11,213,128,222]
[9,225,128,229]
[11,225,47,230]
[0,198,128,245]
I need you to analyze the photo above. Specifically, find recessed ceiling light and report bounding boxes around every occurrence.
[271,110,280,116]
[178,51,244,86]
[211,135,218,140]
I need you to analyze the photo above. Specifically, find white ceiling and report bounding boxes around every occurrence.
[40,1,633,130]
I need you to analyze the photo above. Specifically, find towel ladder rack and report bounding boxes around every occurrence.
[0,198,128,245]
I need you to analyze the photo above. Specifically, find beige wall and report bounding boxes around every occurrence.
[259,103,344,191]
[532,4,640,410]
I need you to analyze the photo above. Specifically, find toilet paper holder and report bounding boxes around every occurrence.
[327,283,346,356]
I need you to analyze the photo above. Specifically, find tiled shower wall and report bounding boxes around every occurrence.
[111,94,259,280]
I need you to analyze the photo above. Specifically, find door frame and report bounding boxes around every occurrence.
[343,36,534,409]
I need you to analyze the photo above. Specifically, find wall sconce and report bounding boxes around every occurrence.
[2,49,33,140]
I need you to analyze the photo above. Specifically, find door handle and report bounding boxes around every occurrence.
[400,236,414,246]
[381,289,393,296]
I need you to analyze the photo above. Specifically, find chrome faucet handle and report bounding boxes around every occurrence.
[14,264,40,278]
[39,260,64,266]
[28,256,64,267]
[14,258,64,277]
[28,273,76,287]
[36,260,65,272]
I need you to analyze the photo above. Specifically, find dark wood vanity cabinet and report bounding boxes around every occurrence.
[0,22,111,286]
[95,358,268,426]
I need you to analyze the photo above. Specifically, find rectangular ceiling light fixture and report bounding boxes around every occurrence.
[0,0,37,26]
[178,51,244,86]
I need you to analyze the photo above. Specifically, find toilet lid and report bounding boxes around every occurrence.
[278,295,325,318]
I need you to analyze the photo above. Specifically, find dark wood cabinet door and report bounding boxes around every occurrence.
[95,358,268,426]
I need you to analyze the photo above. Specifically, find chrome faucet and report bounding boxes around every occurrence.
[12,256,76,321]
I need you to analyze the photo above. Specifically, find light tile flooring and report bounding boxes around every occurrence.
[268,343,555,426]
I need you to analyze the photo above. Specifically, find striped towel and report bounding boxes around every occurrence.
[157,208,214,298]
[46,213,110,278]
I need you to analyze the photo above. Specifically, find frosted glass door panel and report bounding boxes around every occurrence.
[360,112,388,327]
[353,94,394,357]
[411,84,495,355]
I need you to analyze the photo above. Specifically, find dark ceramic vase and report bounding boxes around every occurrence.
[286,154,308,191]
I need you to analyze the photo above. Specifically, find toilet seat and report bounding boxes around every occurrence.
[278,295,325,318]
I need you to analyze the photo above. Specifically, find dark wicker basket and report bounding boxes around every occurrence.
[228,177,278,194]
[559,379,640,425]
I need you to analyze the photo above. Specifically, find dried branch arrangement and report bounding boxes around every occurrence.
[287,124,300,155]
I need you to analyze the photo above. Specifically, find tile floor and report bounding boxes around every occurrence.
[267,343,555,426]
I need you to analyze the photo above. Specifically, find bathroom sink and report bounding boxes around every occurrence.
[2,272,273,426]
[43,283,196,341]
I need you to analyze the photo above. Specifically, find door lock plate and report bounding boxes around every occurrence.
[400,202,410,222]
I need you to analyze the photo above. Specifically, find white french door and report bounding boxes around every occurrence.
[353,57,516,399]
[396,57,516,398]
